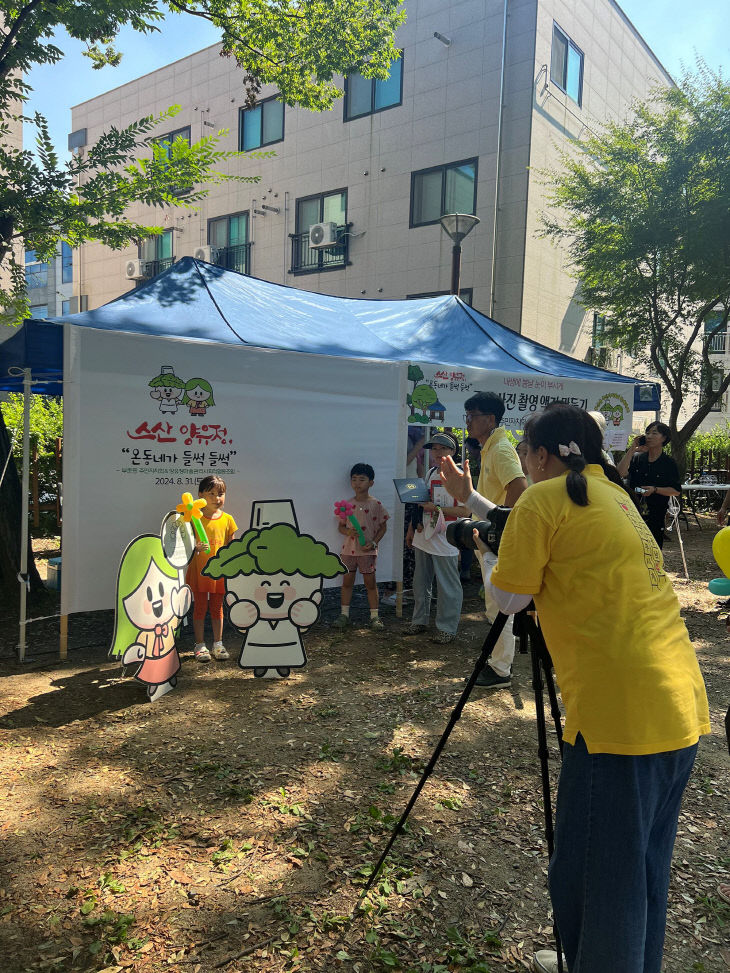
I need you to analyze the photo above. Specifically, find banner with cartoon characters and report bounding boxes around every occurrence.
[405,364,633,450]
[61,325,403,615]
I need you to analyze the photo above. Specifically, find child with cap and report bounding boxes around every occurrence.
[406,432,469,644]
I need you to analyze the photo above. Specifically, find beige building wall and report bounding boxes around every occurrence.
[1,92,24,330]
[70,0,672,372]
[521,0,672,356]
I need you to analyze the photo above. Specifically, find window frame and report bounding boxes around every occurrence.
[153,125,191,158]
[343,53,404,122]
[238,95,285,151]
[291,188,349,275]
[704,310,727,355]
[550,23,584,107]
[207,211,250,248]
[409,157,479,229]
[207,211,252,275]
[61,241,73,284]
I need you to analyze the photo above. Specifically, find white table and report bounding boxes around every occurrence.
[681,483,730,527]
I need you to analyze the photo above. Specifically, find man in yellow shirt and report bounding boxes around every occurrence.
[464,391,527,687]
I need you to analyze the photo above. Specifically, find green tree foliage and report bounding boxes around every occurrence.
[0,0,404,324]
[1,393,63,452]
[0,108,260,324]
[542,64,730,461]
[1,394,63,535]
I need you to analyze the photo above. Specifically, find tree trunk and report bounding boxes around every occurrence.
[0,408,43,593]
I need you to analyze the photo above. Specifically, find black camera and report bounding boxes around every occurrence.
[446,506,511,555]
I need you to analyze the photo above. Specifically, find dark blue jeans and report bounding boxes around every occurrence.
[548,733,697,973]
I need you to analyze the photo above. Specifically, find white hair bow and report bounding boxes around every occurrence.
[558,441,581,458]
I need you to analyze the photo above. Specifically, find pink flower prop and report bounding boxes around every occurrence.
[334,500,355,520]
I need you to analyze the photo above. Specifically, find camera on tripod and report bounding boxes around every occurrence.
[445,506,511,555]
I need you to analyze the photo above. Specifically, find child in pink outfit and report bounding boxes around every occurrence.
[334,463,389,630]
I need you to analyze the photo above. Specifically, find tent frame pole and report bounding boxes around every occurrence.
[18,368,31,662]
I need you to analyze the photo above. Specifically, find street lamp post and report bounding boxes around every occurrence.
[439,213,480,296]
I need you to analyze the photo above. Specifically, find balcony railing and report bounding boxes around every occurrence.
[143,257,174,278]
[706,330,727,354]
[213,243,252,275]
[289,225,350,274]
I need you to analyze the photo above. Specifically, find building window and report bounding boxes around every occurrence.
[154,126,191,158]
[209,212,251,275]
[344,55,403,121]
[25,250,48,289]
[30,304,48,318]
[239,96,284,150]
[291,190,349,274]
[704,310,727,355]
[410,159,478,228]
[140,231,174,278]
[152,126,192,195]
[550,24,583,106]
[407,289,473,307]
[61,242,73,284]
[701,364,724,412]
[61,299,71,315]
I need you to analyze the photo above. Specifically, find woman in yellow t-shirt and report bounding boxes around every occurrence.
[442,404,710,973]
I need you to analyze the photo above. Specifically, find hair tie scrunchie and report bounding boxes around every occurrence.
[558,441,581,458]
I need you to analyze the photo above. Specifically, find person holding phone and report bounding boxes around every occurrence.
[617,423,681,549]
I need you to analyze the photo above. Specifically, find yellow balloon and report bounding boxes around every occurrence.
[712,526,730,578]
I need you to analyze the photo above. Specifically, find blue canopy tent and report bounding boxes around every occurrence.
[1,258,659,660]
[0,257,660,408]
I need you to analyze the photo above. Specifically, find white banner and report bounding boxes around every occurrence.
[407,363,633,450]
[62,326,404,615]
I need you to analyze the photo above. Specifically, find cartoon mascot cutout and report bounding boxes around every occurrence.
[109,509,195,702]
[203,500,346,678]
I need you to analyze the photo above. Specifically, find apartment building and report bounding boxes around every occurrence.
[69,0,672,367]
[24,243,81,321]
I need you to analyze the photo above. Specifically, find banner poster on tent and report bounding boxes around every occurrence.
[202,500,347,679]
[406,364,633,450]
[118,363,240,484]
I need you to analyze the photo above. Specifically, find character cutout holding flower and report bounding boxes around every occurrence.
[110,534,192,702]
[203,520,345,678]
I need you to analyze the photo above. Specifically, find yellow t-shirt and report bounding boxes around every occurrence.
[477,427,524,504]
[491,465,710,755]
[187,511,238,594]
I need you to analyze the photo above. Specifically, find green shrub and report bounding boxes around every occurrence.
[1,394,63,534]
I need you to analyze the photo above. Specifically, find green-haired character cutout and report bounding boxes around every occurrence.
[149,365,186,415]
[204,522,346,678]
[182,377,215,417]
[109,534,192,702]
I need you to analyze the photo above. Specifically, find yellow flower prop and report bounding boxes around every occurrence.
[176,492,210,550]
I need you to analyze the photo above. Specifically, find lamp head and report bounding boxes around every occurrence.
[439,213,480,246]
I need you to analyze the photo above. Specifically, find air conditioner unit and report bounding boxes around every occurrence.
[309,222,338,249]
[193,246,213,262]
[125,259,146,280]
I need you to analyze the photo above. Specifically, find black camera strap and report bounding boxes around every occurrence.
[357,612,509,904]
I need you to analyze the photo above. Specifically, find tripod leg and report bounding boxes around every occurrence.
[356,612,510,906]
[529,625,565,973]
[676,521,689,580]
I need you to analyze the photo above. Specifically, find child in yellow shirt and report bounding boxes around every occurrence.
[185,475,238,661]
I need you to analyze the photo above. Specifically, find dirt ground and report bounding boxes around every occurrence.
[0,517,728,973]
